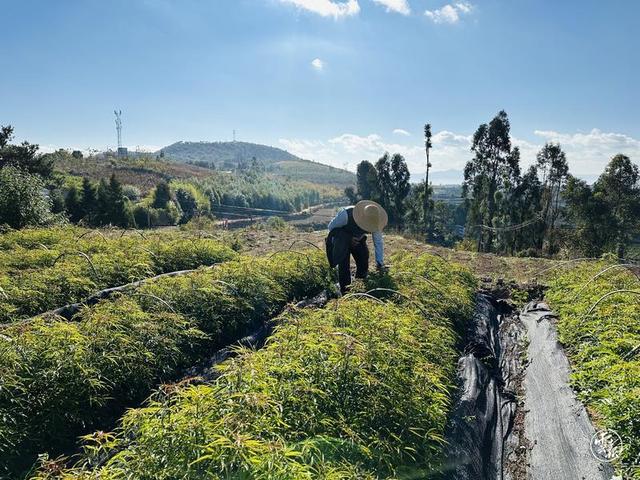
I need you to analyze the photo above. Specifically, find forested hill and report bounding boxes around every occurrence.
[158,141,355,187]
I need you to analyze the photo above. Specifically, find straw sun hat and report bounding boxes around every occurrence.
[353,200,388,233]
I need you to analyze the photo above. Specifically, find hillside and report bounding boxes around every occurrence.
[51,152,216,193]
[158,141,355,187]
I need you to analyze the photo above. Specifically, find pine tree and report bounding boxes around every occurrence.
[80,177,96,221]
[65,186,83,223]
[152,181,172,209]
[108,174,132,227]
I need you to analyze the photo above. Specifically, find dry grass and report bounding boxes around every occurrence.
[207,227,559,285]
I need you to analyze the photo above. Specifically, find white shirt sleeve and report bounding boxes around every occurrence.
[328,208,349,231]
[372,231,384,266]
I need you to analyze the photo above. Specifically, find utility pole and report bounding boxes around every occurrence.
[423,123,433,235]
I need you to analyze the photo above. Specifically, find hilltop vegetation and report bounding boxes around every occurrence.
[159,141,355,187]
[50,151,214,193]
[0,126,349,230]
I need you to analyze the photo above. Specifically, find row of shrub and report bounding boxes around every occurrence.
[33,253,476,479]
[0,250,331,477]
[546,260,640,478]
[0,228,237,322]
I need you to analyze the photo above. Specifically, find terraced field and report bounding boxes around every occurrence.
[0,226,637,479]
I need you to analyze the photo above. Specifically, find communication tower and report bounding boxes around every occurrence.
[114,110,128,157]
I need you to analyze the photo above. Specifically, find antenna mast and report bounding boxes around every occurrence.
[114,110,128,157]
[114,110,123,148]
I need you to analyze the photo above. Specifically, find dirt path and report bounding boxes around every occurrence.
[520,302,614,480]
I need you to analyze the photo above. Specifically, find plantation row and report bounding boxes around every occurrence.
[0,228,237,322]
[547,261,640,477]
[31,254,476,479]
[0,251,331,477]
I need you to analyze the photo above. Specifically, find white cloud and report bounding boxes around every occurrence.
[393,128,411,136]
[311,58,324,71]
[279,0,360,18]
[425,2,474,24]
[280,127,640,179]
[531,128,640,174]
[372,0,410,15]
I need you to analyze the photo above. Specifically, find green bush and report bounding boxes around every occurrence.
[0,230,237,322]
[546,262,640,478]
[0,166,56,229]
[36,253,475,479]
[151,239,235,273]
[0,251,331,477]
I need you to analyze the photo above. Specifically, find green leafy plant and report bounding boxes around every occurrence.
[0,251,331,477]
[34,253,475,479]
[0,228,237,321]
[546,261,640,477]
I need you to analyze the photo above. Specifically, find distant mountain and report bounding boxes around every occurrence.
[158,141,355,187]
[411,169,600,185]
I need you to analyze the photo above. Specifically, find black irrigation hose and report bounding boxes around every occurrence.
[532,257,599,279]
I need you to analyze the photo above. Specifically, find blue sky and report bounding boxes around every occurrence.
[2,0,639,176]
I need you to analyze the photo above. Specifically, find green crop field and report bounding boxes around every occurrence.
[0,225,637,480]
[25,252,475,479]
[0,228,237,322]
[0,241,331,477]
[547,260,640,477]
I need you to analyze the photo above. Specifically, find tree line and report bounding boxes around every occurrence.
[346,111,640,258]
[0,124,328,230]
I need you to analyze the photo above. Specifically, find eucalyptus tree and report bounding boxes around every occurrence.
[463,110,521,252]
[375,153,393,213]
[593,154,640,258]
[356,160,378,200]
[536,143,569,253]
[564,155,640,258]
[390,153,411,227]
[423,124,433,232]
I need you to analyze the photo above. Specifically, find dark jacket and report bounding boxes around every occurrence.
[325,207,366,268]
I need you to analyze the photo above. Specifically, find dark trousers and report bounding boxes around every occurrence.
[326,230,370,292]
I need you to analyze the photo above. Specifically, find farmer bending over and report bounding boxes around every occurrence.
[326,200,388,293]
